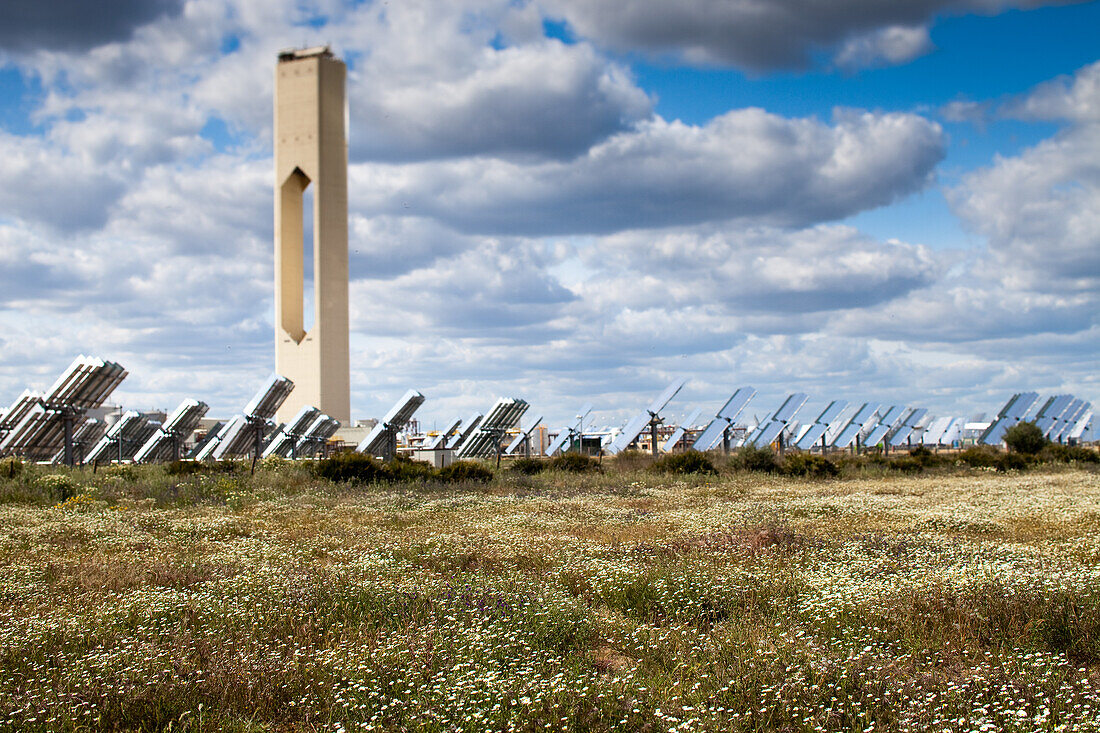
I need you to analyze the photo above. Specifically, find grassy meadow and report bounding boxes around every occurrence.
[1,451,1099,732]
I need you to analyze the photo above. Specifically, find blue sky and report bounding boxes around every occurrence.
[0,0,1097,431]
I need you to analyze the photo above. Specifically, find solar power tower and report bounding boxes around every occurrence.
[262,405,321,459]
[273,47,350,425]
[545,403,594,457]
[661,407,702,453]
[356,390,426,460]
[457,398,529,462]
[196,374,294,465]
[605,379,686,456]
[134,399,210,463]
[505,414,543,457]
[0,356,127,466]
[692,388,755,453]
[979,393,1040,446]
[748,393,808,450]
[794,400,848,452]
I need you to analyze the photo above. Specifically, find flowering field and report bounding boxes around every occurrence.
[2,461,1100,732]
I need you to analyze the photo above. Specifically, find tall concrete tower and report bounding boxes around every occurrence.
[273,46,350,425]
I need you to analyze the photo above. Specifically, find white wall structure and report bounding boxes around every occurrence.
[273,46,351,425]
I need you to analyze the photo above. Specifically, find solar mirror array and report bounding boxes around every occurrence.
[450,413,483,451]
[0,356,127,466]
[425,416,462,450]
[545,402,593,457]
[605,379,686,456]
[356,389,426,459]
[692,387,756,452]
[262,405,321,459]
[85,411,160,465]
[662,407,702,453]
[794,400,848,451]
[887,408,928,448]
[746,393,808,449]
[456,398,529,459]
[195,374,295,462]
[862,405,907,449]
[57,418,107,464]
[1,354,1095,467]
[505,414,543,457]
[295,414,342,457]
[134,399,210,463]
[979,392,1093,446]
[831,403,879,450]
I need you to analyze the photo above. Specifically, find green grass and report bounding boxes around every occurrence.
[0,457,1098,731]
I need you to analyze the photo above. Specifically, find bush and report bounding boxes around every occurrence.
[648,450,717,475]
[888,456,924,474]
[508,458,546,475]
[995,452,1032,472]
[1,457,22,477]
[550,453,600,473]
[35,473,78,502]
[166,460,238,476]
[907,445,947,468]
[733,445,780,474]
[957,446,1000,469]
[314,451,387,484]
[383,455,435,482]
[315,452,440,484]
[437,460,493,483]
[1003,421,1048,455]
[781,453,838,478]
[1041,444,1100,464]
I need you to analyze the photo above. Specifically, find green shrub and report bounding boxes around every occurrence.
[166,460,238,476]
[733,445,780,474]
[383,455,435,482]
[102,464,138,481]
[437,460,493,483]
[957,446,999,469]
[1003,421,1048,455]
[1041,444,1100,464]
[1,457,22,477]
[781,453,838,478]
[550,452,600,473]
[35,473,78,502]
[648,450,717,475]
[314,451,387,484]
[888,456,924,474]
[995,452,1032,472]
[907,445,947,468]
[508,458,546,475]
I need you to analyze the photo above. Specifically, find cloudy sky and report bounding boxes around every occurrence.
[0,0,1097,431]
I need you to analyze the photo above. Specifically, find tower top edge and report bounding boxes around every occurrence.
[278,45,337,62]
